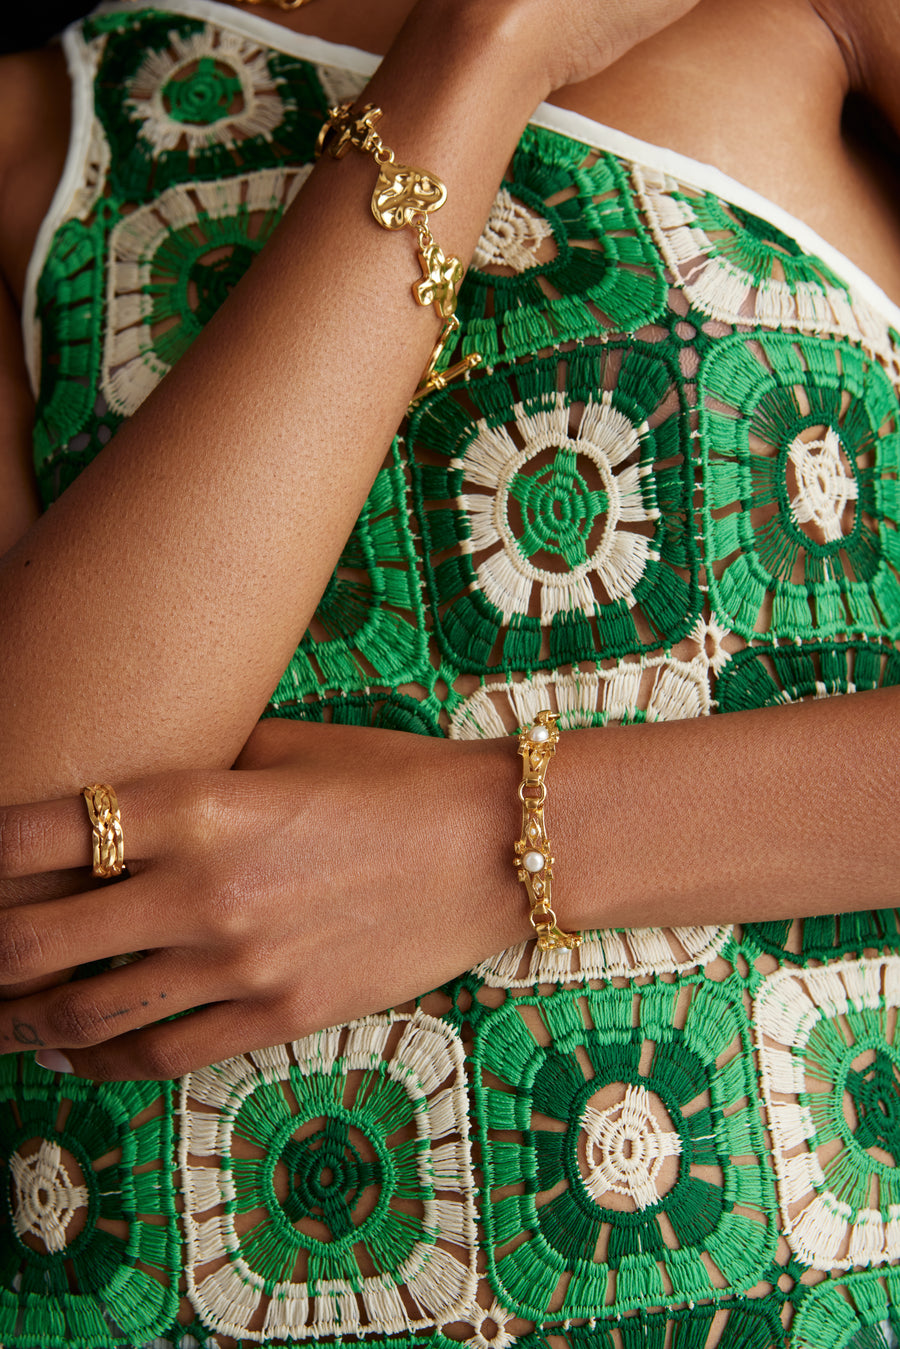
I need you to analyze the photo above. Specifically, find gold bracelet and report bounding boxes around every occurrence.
[316,102,481,404]
[513,711,581,952]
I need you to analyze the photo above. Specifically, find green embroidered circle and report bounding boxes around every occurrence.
[265,1107,393,1243]
[88,13,324,198]
[474,981,775,1321]
[409,345,697,673]
[699,332,900,640]
[831,1038,900,1172]
[505,448,609,570]
[161,55,242,126]
[0,1057,178,1348]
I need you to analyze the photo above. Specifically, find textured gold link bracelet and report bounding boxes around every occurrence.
[513,711,581,952]
[316,102,482,403]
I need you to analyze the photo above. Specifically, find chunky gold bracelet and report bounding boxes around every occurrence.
[316,102,481,404]
[513,711,581,952]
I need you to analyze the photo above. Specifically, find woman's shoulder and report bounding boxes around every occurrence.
[0,44,71,307]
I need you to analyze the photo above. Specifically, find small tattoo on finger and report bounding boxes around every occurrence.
[12,1021,44,1047]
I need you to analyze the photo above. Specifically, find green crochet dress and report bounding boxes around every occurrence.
[6,2,900,1346]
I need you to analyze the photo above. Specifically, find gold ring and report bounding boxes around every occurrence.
[81,784,125,878]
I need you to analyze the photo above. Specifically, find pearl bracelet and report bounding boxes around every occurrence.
[513,710,581,952]
[315,101,481,404]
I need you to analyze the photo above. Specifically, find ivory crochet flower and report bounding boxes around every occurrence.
[409,347,698,673]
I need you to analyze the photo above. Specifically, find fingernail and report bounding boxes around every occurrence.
[35,1049,75,1075]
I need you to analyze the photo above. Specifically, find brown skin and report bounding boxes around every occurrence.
[0,0,898,1078]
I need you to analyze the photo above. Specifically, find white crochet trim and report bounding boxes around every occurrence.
[179,1011,477,1341]
[472,188,555,273]
[449,661,713,740]
[9,1139,89,1254]
[102,165,311,416]
[634,165,895,358]
[754,956,900,1272]
[455,392,660,623]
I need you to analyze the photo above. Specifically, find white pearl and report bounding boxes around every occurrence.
[523,850,545,872]
[530,724,550,743]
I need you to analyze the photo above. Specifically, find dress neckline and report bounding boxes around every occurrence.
[24,0,900,378]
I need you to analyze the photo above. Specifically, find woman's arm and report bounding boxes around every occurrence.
[0,0,702,806]
[0,680,896,1079]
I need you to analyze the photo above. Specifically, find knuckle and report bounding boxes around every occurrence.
[0,807,31,879]
[173,775,229,853]
[0,914,46,979]
[46,989,108,1047]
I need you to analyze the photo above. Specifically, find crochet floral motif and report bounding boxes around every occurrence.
[0,1057,178,1348]
[180,1012,477,1340]
[754,957,900,1272]
[699,333,900,641]
[473,982,776,1321]
[409,346,697,671]
[790,1268,900,1349]
[86,11,327,198]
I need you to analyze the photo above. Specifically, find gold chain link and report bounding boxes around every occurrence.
[513,711,581,952]
[316,101,482,403]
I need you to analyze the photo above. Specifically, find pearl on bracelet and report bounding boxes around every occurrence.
[523,850,546,872]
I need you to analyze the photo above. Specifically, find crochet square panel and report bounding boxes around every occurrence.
[698,332,900,643]
[408,346,699,674]
[754,956,900,1272]
[472,981,777,1322]
[180,1011,477,1341]
[0,1056,179,1348]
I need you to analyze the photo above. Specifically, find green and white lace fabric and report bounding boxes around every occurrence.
[7,0,900,1345]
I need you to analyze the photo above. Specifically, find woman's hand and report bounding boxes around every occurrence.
[0,721,522,1080]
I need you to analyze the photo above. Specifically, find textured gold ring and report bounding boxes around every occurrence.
[81,784,125,878]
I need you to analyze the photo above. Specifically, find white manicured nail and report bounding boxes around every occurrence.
[35,1049,74,1075]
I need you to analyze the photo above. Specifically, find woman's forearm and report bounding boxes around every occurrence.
[547,684,900,929]
[0,0,548,804]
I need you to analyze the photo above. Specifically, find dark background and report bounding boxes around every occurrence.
[2,3,95,54]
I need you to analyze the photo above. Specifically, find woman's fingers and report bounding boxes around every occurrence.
[42,998,279,1081]
[0,871,178,983]
[0,950,227,1057]
[0,773,206,879]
